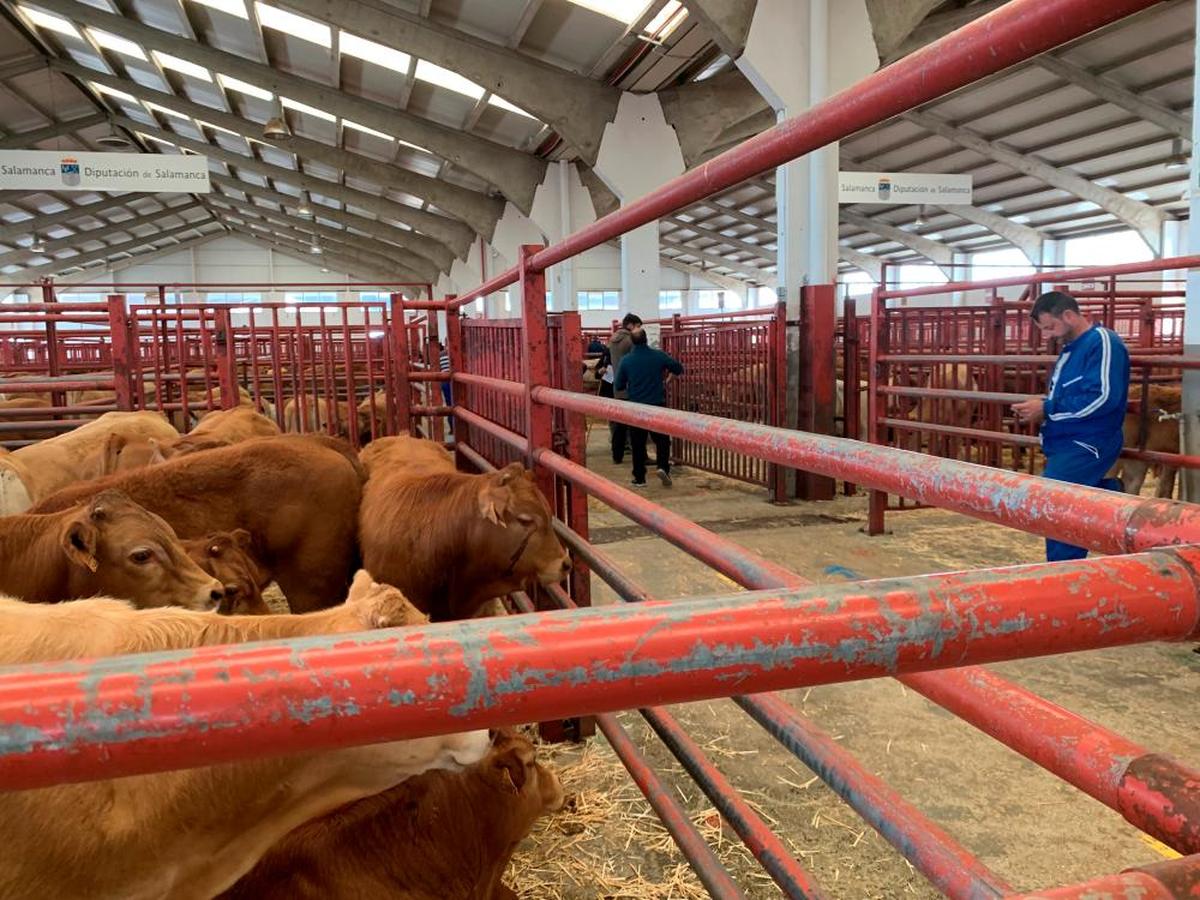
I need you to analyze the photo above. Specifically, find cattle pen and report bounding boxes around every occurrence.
[0,0,1199,897]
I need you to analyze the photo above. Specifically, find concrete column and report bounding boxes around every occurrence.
[950,251,971,305]
[1182,0,1200,501]
[594,93,686,321]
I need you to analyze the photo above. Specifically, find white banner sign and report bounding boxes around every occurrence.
[838,171,972,204]
[0,150,210,193]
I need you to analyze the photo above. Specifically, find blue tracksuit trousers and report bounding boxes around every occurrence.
[1041,440,1123,562]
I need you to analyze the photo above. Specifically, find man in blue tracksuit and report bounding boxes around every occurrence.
[614,329,684,487]
[1012,290,1129,562]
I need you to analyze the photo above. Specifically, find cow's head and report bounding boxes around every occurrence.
[184,529,272,615]
[486,730,566,820]
[477,463,571,590]
[61,490,225,611]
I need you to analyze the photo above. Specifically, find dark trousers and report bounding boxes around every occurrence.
[441,381,453,434]
[630,427,671,482]
[1042,439,1122,561]
[601,383,628,463]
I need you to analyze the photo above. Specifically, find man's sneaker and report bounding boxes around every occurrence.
[630,479,647,488]
[657,469,673,487]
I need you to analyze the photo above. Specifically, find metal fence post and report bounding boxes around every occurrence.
[867,286,888,534]
[843,297,861,495]
[107,294,135,411]
[388,294,412,435]
[214,306,238,410]
[768,300,788,502]
[797,284,836,501]
[520,245,554,501]
[445,306,467,469]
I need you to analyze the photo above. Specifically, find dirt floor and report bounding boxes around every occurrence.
[503,424,1200,899]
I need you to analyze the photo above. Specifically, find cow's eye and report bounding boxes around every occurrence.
[129,549,154,565]
[517,514,534,525]
[209,545,221,557]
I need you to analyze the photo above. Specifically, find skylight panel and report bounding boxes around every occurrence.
[142,100,191,121]
[342,119,394,141]
[138,132,177,147]
[153,51,212,82]
[643,0,684,37]
[217,73,273,101]
[414,60,484,100]
[195,119,241,136]
[87,27,147,60]
[398,138,431,154]
[187,0,248,18]
[488,95,534,119]
[19,6,81,39]
[694,53,729,81]
[280,97,336,122]
[254,2,331,47]
[92,82,138,103]
[339,31,410,73]
[564,0,647,24]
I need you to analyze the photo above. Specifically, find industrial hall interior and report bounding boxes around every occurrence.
[0,0,1197,898]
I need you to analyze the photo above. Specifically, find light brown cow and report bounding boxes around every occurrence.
[359,437,570,621]
[224,730,565,900]
[0,410,180,515]
[1119,384,1182,497]
[0,489,223,610]
[284,394,363,438]
[0,572,491,900]
[84,408,282,479]
[33,435,364,612]
[183,529,272,615]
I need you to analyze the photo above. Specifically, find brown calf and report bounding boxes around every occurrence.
[0,489,224,610]
[0,572,490,900]
[32,436,363,612]
[359,438,570,621]
[182,529,273,615]
[224,730,565,900]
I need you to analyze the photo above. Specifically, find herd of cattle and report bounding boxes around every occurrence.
[0,404,574,898]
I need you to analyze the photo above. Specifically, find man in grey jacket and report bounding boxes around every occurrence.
[606,313,642,464]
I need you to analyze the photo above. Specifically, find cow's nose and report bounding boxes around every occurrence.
[560,557,572,574]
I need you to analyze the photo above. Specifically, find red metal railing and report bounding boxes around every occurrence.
[1,2,1195,897]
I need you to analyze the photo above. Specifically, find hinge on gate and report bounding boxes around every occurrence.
[551,429,569,456]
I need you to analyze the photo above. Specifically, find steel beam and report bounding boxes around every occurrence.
[840,246,884,280]
[30,0,548,212]
[277,0,618,165]
[904,109,1166,252]
[208,192,440,281]
[0,202,203,266]
[940,204,1045,264]
[213,197,428,281]
[109,115,458,269]
[51,59,501,240]
[14,220,216,278]
[840,209,954,271]
[1037,53,1192,141]
[0,114,106,150]
[680,0,757,59]
[0,195,138,245]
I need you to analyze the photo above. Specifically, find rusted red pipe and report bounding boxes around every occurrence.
[528,386,1200,554]
[450,0,1160,308]
[1002,854,1200,899]
[901,667,1200,855]
[0,547,1198,790]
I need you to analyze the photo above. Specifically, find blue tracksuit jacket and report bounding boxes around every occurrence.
[1041,325,1129,456]
[1039,325,1129,563]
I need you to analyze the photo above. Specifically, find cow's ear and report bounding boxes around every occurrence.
[61,515,100,573]
[102,433,127,474]
[492,745,528,794]
[147,439,168,465]
[346,569,377,605]
[480,468,520,525]
[231,528,254,550]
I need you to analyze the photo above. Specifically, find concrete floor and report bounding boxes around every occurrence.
[560,425,1198,898]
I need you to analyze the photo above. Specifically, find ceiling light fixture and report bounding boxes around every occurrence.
[914,204,928,227]
[29,235,45,254]
[263,104,290,139]
[296,192,312,216]
[95,120,133,149]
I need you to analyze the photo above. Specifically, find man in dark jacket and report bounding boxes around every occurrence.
[615,329,684,487]
[1013,290,1129,562]
[606,313,642,463]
